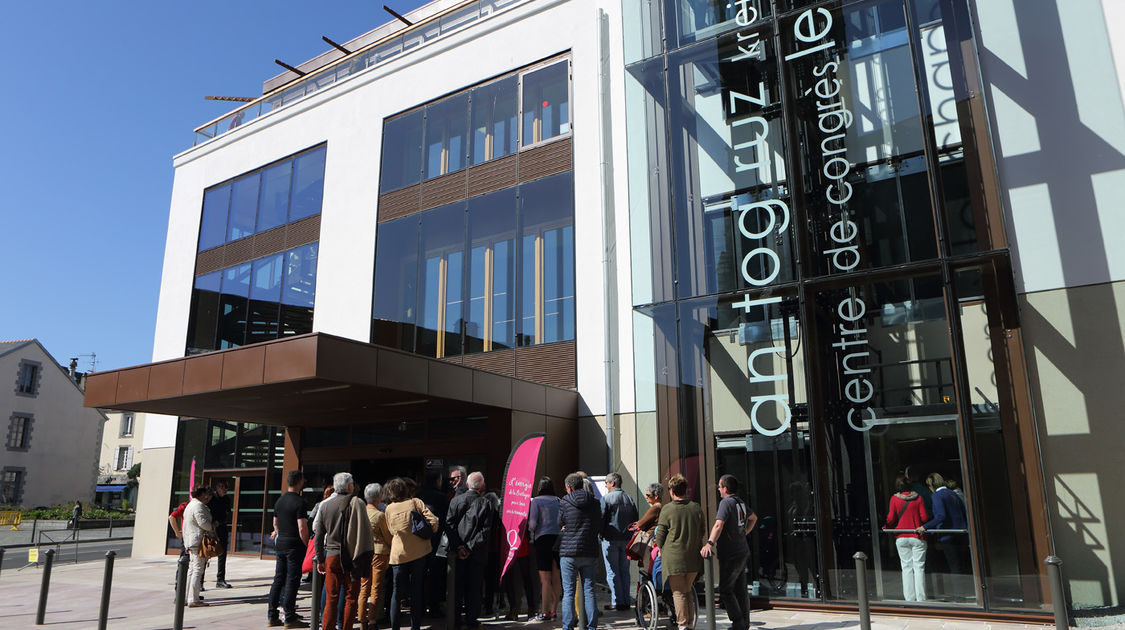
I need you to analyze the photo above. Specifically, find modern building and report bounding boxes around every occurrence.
[2,339,107,507]
[95,411,144,507]
[84,0,1125,620]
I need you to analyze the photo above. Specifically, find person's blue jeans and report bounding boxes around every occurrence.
[391,557,427,630]
[561,556,598,630]
[601,539,631,607]
[266,546,303,622]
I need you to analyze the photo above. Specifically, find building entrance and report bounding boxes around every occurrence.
[202,468,273,558]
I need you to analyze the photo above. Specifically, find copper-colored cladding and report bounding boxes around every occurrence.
[461,348,516,377]
[516,339,576,389]
[83,333,579,427]
[420,169,467,211]
[378,183,422,221]
[467,153,518,197]
[518,138,572,182]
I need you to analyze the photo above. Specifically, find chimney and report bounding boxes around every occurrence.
[68,357,78,378]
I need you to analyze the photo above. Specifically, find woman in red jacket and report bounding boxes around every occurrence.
[885,475,930,602]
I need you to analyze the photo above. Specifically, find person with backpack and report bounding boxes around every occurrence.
[886,473,931,602]
[559,473,601,630]
[447,471,494,630]
[600,472,639,611]
[701,474,757,630]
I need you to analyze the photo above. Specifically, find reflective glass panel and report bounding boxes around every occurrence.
[199,185,230,251]
[381,110,424,193]
[247,254,283,343]
[522,61,570,145]
[227,173,260,241]
[290,146,326,221]
[418,202,466,358]
[257,161,292,232]
[425,93,469,178]
[466,189,517,353]
[281,243,317,337]
[470,76,519,165]
[664,0,772,49]
[518,172,575,345]
[373,217,421,351]
[187,271,221,354]
[219,263,252,348]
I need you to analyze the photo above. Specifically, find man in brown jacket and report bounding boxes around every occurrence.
[316,472,374,630]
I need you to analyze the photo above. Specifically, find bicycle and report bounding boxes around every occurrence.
[634,557,697,630]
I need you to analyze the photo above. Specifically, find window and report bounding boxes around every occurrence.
[425,92,469,179]
[120,413,135,437]
[519,172,575,345]
[380,110,424,193]
[418,202,467,358]
[467,189,518,352]
[186,244,318,354]
[7,414,31,450]
[196,144,327,251]
[115,446,133,471]
[470,76,518,165]
[372,217,421,351]
[521,60,571,146]
[0,468,25,504]
[15,361,39,396]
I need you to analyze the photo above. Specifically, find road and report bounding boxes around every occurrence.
[1,539,133,571]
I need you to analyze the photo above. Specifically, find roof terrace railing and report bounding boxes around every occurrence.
[192,0,525,148]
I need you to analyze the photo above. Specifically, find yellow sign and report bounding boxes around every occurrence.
[28,548,38,563]
[0,509,21,529]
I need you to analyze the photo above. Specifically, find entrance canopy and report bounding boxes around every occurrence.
[83,333,578,426]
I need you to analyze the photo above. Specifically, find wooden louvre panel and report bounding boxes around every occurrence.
[378,183,422,222]
[223,236,256,269]
[195,247,225,276]
[285,214,321,248]
[516,340,576,389]
[253,224,287,257]
[440,355,464,365]
[519,138,573,183]
[420,169,468,211]
[467,154,518,198]
[462,348,517,378]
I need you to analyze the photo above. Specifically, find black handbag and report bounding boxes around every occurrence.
[411,500,434,540]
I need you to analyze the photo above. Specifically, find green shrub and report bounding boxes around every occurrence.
[19,503,132,520]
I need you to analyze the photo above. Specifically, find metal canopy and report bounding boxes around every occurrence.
[83,333,577,427]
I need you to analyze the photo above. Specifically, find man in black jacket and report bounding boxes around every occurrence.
[210,481,233,589]
[559,473,601,630]
[446,471,493,630]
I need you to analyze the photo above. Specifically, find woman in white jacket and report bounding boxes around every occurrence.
[182,486,215,607]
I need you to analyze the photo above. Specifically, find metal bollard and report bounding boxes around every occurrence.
[173,554,188,630]
[853,552,870,630]
[0,547,5,581]
[109,516,114,538]
[446,553,456,630]
[36,548,55,625]
[704,554,716,630]
[98,551,116,630]
[1046,556,1068,630]
[311,557,323,630]
[75,527,80,564]
[30,517,38,545]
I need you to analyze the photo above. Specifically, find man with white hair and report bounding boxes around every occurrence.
[446,471,494,630]
[315,472,374,630]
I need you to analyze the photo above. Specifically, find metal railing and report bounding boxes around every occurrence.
[192,0,527,147]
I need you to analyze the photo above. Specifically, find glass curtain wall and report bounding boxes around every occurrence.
[624,0,1045,613]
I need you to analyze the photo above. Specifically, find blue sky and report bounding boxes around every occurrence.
[0,1,427,372]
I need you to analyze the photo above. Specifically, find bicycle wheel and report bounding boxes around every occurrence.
[635,580,659,630]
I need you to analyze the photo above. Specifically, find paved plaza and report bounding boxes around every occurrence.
[0,554,1062,630]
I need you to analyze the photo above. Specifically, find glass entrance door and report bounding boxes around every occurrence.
[204,468,269,557]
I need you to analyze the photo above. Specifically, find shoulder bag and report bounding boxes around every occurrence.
[411,499,434,540]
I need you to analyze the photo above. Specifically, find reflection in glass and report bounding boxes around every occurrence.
[248,254,283,343]
[466,189,517,353]
[187,271,221,354]
[522,61,570,145]
[282,243,318,336]
[373,217,420,351]
[228,173,260,242]
[425,93,469,178]
[257,161,292,232]
[381,110,424,192]
[219,263,252,348]
[418,202,466,358]
[289,146,326,221]
[663,0,772,49]
[199,185,230,251]
[518,172,575,345]
[470,76,518,165]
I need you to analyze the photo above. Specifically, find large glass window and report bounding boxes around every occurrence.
[372,217,421,351]
[418,202,466,358]
[197,144,326,251]
[522,61,571,146]
[247,254,283,343]
[425,93,469,179]
[187,271,221,354]
[519,172,575,345]
[281,243,318,336]
[218,263,252,349]
[470,76,519,165]
[662,0,773,49]
[380,110,424,193]
[466,189,517,353]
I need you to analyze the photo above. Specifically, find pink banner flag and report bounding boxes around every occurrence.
[500,433,545,580]
[189,457,196,493]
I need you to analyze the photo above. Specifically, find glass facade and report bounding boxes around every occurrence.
[372,172,574,357]
[187,243,318,354]
[625,0,1044,613]
[197,144,326,251]
[378,58,571,194]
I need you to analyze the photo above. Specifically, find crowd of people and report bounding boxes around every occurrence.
[170,466,764,630]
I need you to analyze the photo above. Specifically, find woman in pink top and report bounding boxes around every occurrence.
[885,474,931,602]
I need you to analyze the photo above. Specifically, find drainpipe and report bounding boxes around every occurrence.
[597,8,618,474]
